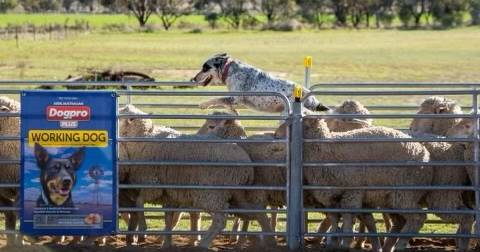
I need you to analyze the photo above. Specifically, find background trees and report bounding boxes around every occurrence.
[1,0,478,29]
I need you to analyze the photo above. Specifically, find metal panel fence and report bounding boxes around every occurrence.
[0,80,479,251]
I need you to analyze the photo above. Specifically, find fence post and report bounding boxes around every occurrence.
[287,85,303,250]
[15,26,19,48]
[304,56,312,89]
[473,90,480,236]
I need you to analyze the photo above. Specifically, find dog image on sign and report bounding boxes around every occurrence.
[34,143,85,208]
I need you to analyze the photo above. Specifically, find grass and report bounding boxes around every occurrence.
[0,26,479,240]
[1,28,480,82]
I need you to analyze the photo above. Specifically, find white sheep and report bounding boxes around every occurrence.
[0,96,20,246]
[409,97,473,250]
[410,96,463,137]
[275,112,433,252]
[199,111,382,251]
[118,105,276,248]
[326,99,373,132]
[197,112,286,244]
[117,105,203,245]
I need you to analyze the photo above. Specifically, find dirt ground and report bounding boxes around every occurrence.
[0,235,470,252]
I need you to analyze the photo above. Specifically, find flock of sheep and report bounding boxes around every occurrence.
[0,95,478,252]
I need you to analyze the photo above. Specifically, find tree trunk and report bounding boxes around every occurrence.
[366,12,370,28]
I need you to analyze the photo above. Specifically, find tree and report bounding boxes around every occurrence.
[431,0,468,28]
[156,0,193,30]
[470,0,480,25]
[297,0,329,28]
[204,12,219,29]
[331,0,349,26]
[259,0,295,24]
[397,0,431,28]
[214,0,251,29]
[20,0,61,11]
[348,0,367,28]
[122,0,155,27]
[0,0,17,12]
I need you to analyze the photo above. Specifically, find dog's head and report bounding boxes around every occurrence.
[191,53,230,86]
[34,143,85,206]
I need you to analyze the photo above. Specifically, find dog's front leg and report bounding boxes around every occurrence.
[199,97,240,112]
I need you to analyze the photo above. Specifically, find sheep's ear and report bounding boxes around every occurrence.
[274,122,289,138]
[0,106,9,112]
[127,118,135,124]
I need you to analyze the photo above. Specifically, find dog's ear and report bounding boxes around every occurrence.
[213,53,229,69]
[214,53,228,58]
[34,143,49,169]
[70,147,86,171]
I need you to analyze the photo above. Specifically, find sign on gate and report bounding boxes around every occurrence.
[20,91,117,236]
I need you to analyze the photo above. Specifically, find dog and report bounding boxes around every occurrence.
[34,143,85,208]
[191,53,330,113]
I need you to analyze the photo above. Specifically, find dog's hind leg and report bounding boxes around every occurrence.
[199,97,240,112]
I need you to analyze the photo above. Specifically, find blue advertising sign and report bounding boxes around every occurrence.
[20,91,117,236]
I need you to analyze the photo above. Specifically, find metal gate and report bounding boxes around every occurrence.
[0,80,479,251]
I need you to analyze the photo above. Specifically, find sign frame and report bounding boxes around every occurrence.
[20,91,117,236]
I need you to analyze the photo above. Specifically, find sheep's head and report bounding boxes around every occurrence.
[446,118,474,138]
[118,105,153,137]
[410,96,463,136]
[0,96,20,135]
[197,111,247,138]
[325,100,372,132]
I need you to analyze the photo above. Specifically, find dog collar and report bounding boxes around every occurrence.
[221,59,233,84]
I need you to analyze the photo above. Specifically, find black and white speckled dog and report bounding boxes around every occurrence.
[192,53,330,113]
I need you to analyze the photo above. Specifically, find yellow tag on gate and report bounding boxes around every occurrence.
[293,85,302,99]
[304,56,312,68]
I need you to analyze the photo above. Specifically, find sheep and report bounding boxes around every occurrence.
[326,99,373,132]
[118,105,276,248]
[0,96,21,246]
[323,100,386,248]
[197,112,287,243]
[119,105,200,243]
[199,111,383,251]
[409,97,473,251]
[410,96,463,137]
[446,118,477,206]
[275,112,433,252]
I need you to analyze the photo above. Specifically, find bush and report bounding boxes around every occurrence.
[471,0,480,25]
[102,23,132,33]
[431,0,468,28]
[177,20,196,30]
[205,12,219,29]
[241,15,260,30]
[263,19,303,31]
[189,27,202,33]
[398,4,413,27]
[377,10,395,28]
